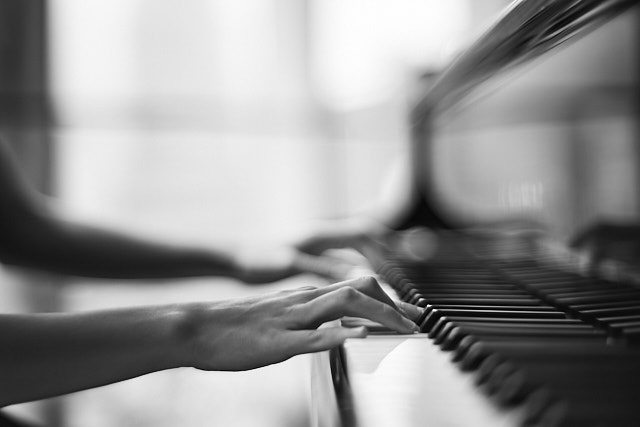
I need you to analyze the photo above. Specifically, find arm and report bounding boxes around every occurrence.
[0,276,422,407]
[0,140,318,281]
[0,140,234,279]
[293,155,416,256]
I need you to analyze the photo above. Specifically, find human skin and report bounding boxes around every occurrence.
[0,276,422,407]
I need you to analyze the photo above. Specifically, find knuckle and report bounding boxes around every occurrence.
[337,286,359,302]
[357,275,379,290]
[286,306,307,329]
[295,285,320,300]
[378,301,401,320]
[379,302,394,315]
[308,332,325,349]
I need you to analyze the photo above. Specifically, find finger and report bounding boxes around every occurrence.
[319,276,401,314]
[263,285,319,306]
[289,326,368,355]
[397,301,424,322]
[303,287,419,334]
[286,285,319,293]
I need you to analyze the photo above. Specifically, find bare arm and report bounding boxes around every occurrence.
[0,140,238,278]
[0,139,332,281]
[0,277,422,407]
[0,305,182,406]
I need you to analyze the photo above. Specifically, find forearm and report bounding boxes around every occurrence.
[0,277,423,407]
[1,208,237,279]
[0,306,186,407]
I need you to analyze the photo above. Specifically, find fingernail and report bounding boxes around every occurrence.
[403,318,418,332]
[399,301,424,316]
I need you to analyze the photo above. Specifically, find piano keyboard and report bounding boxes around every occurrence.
[322,233,640,427]
[378,258,640,427]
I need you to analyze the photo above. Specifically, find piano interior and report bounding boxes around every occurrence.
[312,1,640,426]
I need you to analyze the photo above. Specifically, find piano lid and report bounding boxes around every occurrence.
[411,0,639,124]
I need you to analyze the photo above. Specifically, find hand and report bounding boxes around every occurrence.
[230,218,394,284]
[180,276,423,371]
[230,245,364,284]
[293,218,391,256]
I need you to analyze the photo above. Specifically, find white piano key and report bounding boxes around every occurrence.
[342,335,525,427]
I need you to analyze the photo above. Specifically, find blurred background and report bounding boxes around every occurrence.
[0,0,638,426]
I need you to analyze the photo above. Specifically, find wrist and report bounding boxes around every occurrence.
[169,303,220,369]
[158,305,200,369]
[186,248,237,278]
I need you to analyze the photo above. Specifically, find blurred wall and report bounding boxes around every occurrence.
[0,0,53,191]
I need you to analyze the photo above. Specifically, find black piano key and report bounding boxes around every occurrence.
[424,304,557,312]
[395,277,512,287]
[421,308,567,335]
[375,246,640,426]
[418,303,556,322]
[406,281,518,288]
[475,352,505,385]
[430,315,582,343]
[554,290,640,305]
[454,337,612,370]
[521,280,602,290]
[411,296,543,306]
[433,320,584,350]
[405,289,531,304]
[396,284,522,300]
[548,288,640,300]
[419,304,558,325]
[597,313,640,323]
[580,304,640,317]
[571,298,640,311]
[438,323,604,350]
[407,294,540,305]
[412,291,527,302]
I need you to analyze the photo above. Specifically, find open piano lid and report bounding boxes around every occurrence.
[413,0,638,121]
[393,0,639,232]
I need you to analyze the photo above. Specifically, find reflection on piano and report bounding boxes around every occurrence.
[311,0,640,426]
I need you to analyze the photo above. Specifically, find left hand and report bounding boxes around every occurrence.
[230,246,359,284]
[293,218,391,256]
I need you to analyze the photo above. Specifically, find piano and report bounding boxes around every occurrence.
[311,0,640,426]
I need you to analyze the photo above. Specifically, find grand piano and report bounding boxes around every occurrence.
[311,0,640,426]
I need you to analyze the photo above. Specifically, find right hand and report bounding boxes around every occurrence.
[179,276,422,371]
